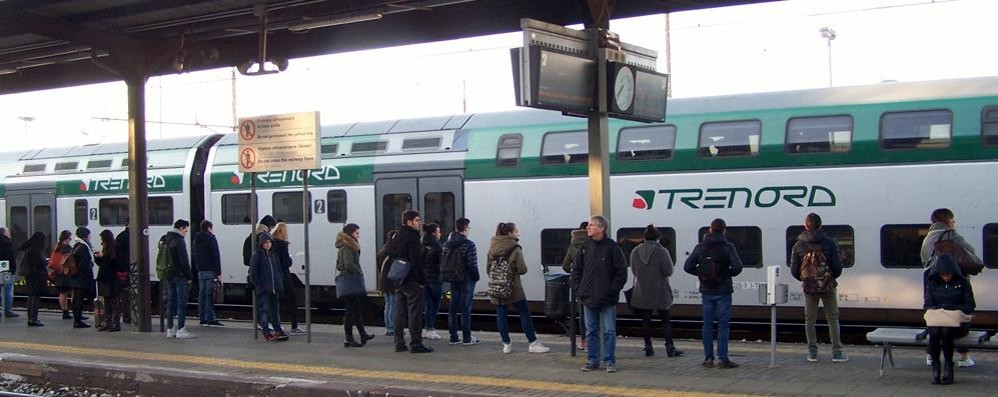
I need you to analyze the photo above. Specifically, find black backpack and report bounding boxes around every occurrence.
[697,242,728,285]
[440,240,467,283]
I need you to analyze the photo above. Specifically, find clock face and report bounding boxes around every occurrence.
[614,66,635,112]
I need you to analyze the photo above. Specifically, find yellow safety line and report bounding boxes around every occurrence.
[0,341,751,397]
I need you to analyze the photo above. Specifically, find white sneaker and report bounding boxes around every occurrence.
[166,328,176,338]
[926,354,932,366]
[502,343,512,354]
[428,330,442,340]
[958,357,975,368]
[528,341,550,353]
[175,327,196,339]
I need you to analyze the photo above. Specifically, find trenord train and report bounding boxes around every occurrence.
[2,76,997,328]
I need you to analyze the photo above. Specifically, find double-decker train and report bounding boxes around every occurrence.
[3,75,996,327]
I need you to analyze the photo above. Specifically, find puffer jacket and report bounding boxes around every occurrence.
[487,235,527,305]
[790,229,843,284]
[924,254,975,314]
[422,233,442,285]
[336,232,361,275]
[444,232,479,282]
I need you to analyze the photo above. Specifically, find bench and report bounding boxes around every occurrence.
[866,327,991,377]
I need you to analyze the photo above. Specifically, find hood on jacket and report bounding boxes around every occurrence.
[257,232,273,249]
[335,232,359,251]
[489,235,518,258]
[797,229,829,244]
[635,240,660,264]
[702,232,728,245]
[445,232,468,249]
[929,254,965,281]
[570,229,588,244]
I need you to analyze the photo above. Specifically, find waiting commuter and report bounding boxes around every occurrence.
[18,232,47,327]
[377,230,397,336]
[684,218,743,369]
[561,221,589,350]
[790,213,848,363]
[95,229,121,332]
[923,254,975,385]
[52,230,75,320]
[243,215,277,267]
[629,225,683,358]
[161,220,195,339]
[70,227,97,329]
[445,217,481,345]
[920,208,977,368]
[249,232,286,342]
[421,223,444,340]
[386,210,432,353]
[114,226,131,324]
[272,223,304,335]
[193,220,223,327]
[489,222,550,354]
[0,227,17,318]
[337,223,374,347]
[572,215,627,372]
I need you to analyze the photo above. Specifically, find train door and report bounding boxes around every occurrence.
[5,191,56,254]
[375,175,463,250]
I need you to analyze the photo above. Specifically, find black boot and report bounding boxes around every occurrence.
[666,343,684,358]
[344,336,362,348]
[62,310,71,320]
[931,361,941,384]
[643,342,654,357]
[941,362,954,385]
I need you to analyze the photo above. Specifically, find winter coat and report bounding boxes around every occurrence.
[920,222,978,267]
[561,229,589,273]
[70,238,96,291]
[161,230,192,280]
[385,225,425,285]
[683,232,744,295]
[114,229,130,274]
[0,234,15,274]
[924,254,975,315]
[272,238,293,276]
[487,235,527,305]
[422,233,443,285]
[192,231,221,275]
[629,240,674,310]
[249,234,284,295]
[789,229,843,285]
[20,245,47,296]
[96,250,119,297]
[572,235,628,308]
[444,232,479,282]
[376,240,395,293]
[336,232,362,275]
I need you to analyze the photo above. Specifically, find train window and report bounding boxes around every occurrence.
[8,207,28,249]
[983,224,998,269]
[351,141,387,155]
[222,193,256,225]
[33,206,51,253]
[786,115,852,154]
[382,193,412,238]
[880,224,930,268]
[541,130,588,165]
[880,110,951,150]
[99,199,129,226]
[496,134,523,167]
[121,158,129,168]
[273,192,312,224]
[87,159,113,170]
[616,227,677,263]
[785,225,855,268]
[423,192,455,237]
[22,164,45,173]
[402,137,442,151]
[540,228,575,268]
[321,143,339,158]
[148,197,174,226]
[697,226,763,268]
[74,200,88,227]
[617,125,676,161]
[327,190,348,223]
[698,120,761,157]
[982,106,998,146]
[55,162,78,171]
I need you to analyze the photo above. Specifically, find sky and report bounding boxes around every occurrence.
[1,0,995,150]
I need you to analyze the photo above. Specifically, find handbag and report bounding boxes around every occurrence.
[933,231,984,276]
[924,308,972,327]
[386,258,410,285]
[335,272,366,298]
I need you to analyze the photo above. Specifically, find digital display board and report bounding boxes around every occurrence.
[529,46,595,113]
[629,69,669,123]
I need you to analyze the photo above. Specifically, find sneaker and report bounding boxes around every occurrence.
[502,342,512,354]
[957,357,975,368]
[701,359,715,368]
[581,363,598,372]
[5,312,20,318]
[718,359,739,369]
[428,330,442,340]
[449,339,463,345]
[462,337,481,346]
[264,331,279,342]
[289,327,307,335]
[204,321,225,327]
[166,328,176,338]
[579,339,587,351]
[175,327,196,339]
[831,351,849,363]
[528,341,550,353]
[605,363,618,373]
[385,329,394,336]
[807,351,818,362]
[926,354,933,366]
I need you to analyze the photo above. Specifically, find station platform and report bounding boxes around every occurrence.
[0,312,994,397]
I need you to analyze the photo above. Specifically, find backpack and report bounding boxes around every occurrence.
[61,245,80,277]
[697,242,727,285]
[800,243,832,295]
[440,241,467,283]
[933,230,984,276]
[487,254,514,299]
[48,248,64,273]
[155,236,174,280]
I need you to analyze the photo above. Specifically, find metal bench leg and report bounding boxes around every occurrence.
[887,344,894,368]
[879,344,888,378]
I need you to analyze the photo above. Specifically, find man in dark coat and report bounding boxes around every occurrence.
[0,227,18,318]
[790,213,847,363]
[684,218,743,369]
[444,217,480,345]
[572,215,627,373]
[162,220,195,339]
[193,220,223,327]
[71,227,96,328]
[386,210,432,353]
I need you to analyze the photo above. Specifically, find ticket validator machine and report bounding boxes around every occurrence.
[759,265,788,368]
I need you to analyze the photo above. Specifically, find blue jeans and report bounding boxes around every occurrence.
[448,280,475,343]
[701,293,733,360]
[197,271,217,323]
[424,283,442,330]
[383,292,396,330]
[2,280,14,314]
[496,299,537,344]
[165,277,190,330]
[256,291,283,333]
[584,305,617,366]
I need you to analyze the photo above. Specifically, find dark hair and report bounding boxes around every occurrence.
[58,230,72,242]
[422,223,440,235]
[495,222,517,236]
[578,221,589,229]
[343,223,360,235]
[930,208,954,223]
[805,213,822,230]
[643,225,660,241]
[455,217,470,233]
[200,220,213,231]
[75,227,91,239]
[709,218,726,233]
[174,219,191,229]
[99,229,116,259]
[18,232,46,252]
[402,210,420,225]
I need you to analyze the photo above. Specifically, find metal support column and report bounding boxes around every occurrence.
[586,27,611,221]
[125,76,152,333]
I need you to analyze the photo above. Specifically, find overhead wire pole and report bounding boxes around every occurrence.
[586,1,612,221]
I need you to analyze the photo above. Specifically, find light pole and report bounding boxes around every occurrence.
[17,116,34,149]
[819,27,837,87]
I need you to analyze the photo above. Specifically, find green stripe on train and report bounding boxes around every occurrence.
[209,163,373,190]
[56,174,184,196]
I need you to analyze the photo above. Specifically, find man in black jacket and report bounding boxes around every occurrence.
[572,215,627,373]
[162,220,195,339]
[386,210,432,353]
[0,227,18,318]
[790,213,847,363]
[194,220,224,327]
[684,218,744,369]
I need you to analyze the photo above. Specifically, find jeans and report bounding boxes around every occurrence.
[804,287,842,353]
[256,291,283,333]
[496,299,536,344]
[165,277,190,330]
[424,283,443,330]
[701,293,732,360]
[448,280,475,343]
[383,292,396,330]
[584,305,617,366]
[2,280,13,314]
[197,271,217,323]
[393,281,426,349]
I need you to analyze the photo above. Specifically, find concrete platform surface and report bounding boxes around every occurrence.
[0,312,994,396]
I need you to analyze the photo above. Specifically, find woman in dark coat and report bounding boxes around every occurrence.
[337,223,373,347]
[70,227,96,328]
[271,223,302,334]
[18,232,47,327]
[629,225,682,357]
[924,254,975,385]
[95,229,120,331]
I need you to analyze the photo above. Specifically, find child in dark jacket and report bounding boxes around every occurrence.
[249,232,286,342]
[924,254,975,385]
